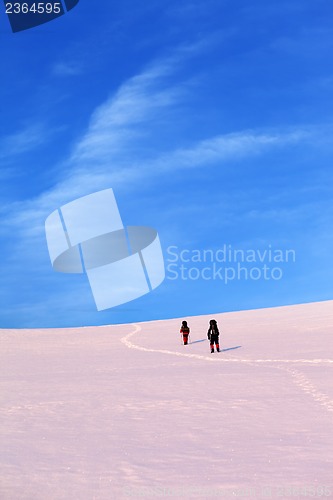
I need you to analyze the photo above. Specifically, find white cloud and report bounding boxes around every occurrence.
[153,129,307,170]
[52,61,84,77]
[1,51,318,247]
[0,124,47,160]
[69,64,181,164]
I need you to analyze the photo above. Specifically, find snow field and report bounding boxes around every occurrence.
[1,301,333,499]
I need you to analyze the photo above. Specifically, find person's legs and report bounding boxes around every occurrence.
[211,335,219,352]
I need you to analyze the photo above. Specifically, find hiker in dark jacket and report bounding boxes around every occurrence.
[180,320,190,345]
[207,319,220,353]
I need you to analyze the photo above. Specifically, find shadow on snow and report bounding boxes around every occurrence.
[220,346,242,352]
[189,339,242,352]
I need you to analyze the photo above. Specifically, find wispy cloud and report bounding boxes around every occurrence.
[52,61,84,77]
[153,129,307,170]
[0,124,47,160]
[271,27,333,57]
[2,53,317,239]
[2,44,326,255]
[70,66,181,164]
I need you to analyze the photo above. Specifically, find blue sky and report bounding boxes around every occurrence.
[0,0,332,328]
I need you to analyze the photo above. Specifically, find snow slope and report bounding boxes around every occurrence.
[1,301,333,499]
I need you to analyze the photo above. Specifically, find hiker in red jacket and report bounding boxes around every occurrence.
[180,320,190,345]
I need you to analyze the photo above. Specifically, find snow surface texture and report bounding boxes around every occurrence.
[1,301,333,499]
